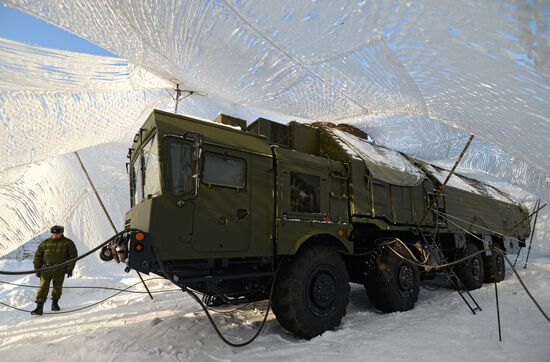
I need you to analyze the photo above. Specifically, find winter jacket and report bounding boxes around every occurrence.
[33,236,78,272]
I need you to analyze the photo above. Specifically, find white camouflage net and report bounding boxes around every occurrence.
[0,0,549,254]
[0,37,172,170]
[2,0,548,196]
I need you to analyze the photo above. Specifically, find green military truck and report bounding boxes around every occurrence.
[100,110,530,338]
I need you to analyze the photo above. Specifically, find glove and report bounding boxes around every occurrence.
[66,270,73,278]
[36,272,41,278]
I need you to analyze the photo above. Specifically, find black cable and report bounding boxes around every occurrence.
[0,278,181,294]
[496,249,550,323]
[184,259,283,347]
[0,280,146,315]
[0,229,142,275]
[185,272,277,348]
[151,245,281,347]
[0,300,32,313]
[0,280,185,315]
[41,280,147,314]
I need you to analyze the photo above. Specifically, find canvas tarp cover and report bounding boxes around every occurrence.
[329,129,425,186]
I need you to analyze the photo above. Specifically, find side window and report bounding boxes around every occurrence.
[290,172,320,213]
[143,134,161,198]
[202,153,246,189]
[168,140,193,194]
[132,158,143,204]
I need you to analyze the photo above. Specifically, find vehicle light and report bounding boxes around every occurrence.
[338,229,345,237]
[134,243,144,252]
[135,232,145,241]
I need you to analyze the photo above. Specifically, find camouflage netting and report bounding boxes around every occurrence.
[0,0,548,254]
[0,37,172,170]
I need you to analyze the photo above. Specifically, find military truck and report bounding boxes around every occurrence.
[100,110,530,338]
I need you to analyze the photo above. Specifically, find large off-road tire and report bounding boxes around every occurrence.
[272,246,350,339]
[483,245,505,283]
[364,243,420,313]
[453,242,484,290]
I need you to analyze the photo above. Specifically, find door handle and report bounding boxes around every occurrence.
[236,208,249,219]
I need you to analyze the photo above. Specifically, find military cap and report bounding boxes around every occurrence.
[50,225,64,234]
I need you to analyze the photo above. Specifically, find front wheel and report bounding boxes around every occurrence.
[483,246,505,283]
[272,246,350,339]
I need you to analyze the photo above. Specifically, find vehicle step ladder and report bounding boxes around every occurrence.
[421,232,482,315]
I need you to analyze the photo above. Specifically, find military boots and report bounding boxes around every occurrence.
[51,300,60,311]
[30,302,44,315]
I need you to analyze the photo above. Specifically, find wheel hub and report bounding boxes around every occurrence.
[496,255,504,274]
[309,271,337,311]
[397,264,414,292]
[471,257,481,281]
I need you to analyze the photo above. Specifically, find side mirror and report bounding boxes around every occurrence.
[192,134,204,196]
[193,134,203,161]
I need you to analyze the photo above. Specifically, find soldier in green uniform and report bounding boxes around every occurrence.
[31,225,78,315]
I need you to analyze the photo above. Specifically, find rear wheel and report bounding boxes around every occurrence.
[272,246,350,339]
[484,245,505,283]
[364,243,420,313]
[453,242,484,290]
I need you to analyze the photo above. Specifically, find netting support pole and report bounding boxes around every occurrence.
[495,281,502,342]
[524,199,542,269]
[417,135,474,229]
[74,151,153,300]
[74,151,117,233]
[514,200,539,267]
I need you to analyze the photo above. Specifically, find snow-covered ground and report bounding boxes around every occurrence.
[1,253,549,361]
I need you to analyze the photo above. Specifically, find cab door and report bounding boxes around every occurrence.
[192,148,250,252]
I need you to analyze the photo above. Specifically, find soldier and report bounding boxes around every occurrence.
[31,225,78,315]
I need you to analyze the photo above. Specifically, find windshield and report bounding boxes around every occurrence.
[131,133,161,206]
